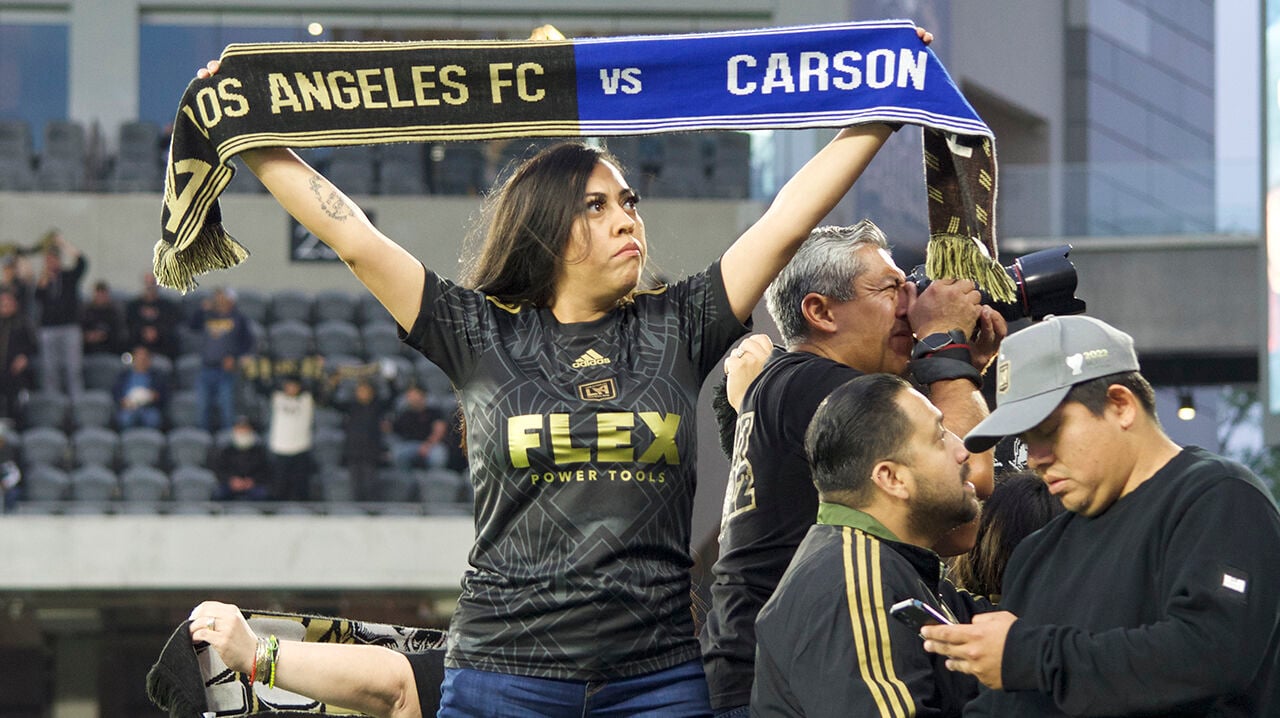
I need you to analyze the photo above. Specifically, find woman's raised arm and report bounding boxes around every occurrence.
[238,147,425,330]
[201,53,424,330]
[718,26,932,323]
[719,124,892,322]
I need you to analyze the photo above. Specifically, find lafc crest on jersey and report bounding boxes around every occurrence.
[578,378,617,402]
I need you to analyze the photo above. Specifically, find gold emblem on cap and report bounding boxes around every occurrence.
[996,359,1011,394]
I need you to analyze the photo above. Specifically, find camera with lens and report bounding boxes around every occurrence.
[906,244,1086,322]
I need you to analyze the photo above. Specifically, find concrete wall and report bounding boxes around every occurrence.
[1005,234,1261,355]
[1,514,473,590]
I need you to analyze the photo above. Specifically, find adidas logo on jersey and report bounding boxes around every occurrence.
[571,349,612,368]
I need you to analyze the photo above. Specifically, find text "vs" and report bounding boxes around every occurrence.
[600,68,642,95]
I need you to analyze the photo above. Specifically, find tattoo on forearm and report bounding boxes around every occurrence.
[309,175,354,221]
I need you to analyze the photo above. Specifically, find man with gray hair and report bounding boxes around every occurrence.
[921,315,1280,716]
[700,219,1006,716]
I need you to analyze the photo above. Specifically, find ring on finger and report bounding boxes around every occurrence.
[205,617,216,631]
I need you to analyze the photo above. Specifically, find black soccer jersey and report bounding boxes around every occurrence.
[700,350,863,709]
[402,261,747,680]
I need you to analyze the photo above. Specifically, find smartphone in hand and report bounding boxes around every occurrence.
[889,598,954,633]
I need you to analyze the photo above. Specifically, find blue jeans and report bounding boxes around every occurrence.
[392,438,448,470]
[438,659,711,717]
[195,366,236,431]
[714,705,751,718]
[117,406,163,430]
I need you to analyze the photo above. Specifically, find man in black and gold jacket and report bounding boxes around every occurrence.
[752,373,987,717]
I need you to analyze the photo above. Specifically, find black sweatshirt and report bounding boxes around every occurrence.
[967,447,1280,717]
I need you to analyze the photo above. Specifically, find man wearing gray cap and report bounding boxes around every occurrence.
[920,315,1280,717]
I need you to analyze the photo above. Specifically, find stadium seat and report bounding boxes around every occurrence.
[20,427,71,468]
[316,467,355,502]
[314,290,359,324]
[166,426,212,468]
[428,141,486,195]
[326,146,377,196]
[70,464,119,501]
[380,355,416,392]
[168,501,222,515]
[24,391,69,429]
[233,288,270,325]
[376,467,417,502]
[35,119,88,191]
[116,500,165,515]
[119,427,165,468]
[267,320,313,360]
[314,406,344,431]
[72,426,120,468]
[120,465,170,502]
[166,390,201,429]
[23,464,71,501]
[107,120,164,192]
[377,144,428,195]
[706,131,752,199]
[414,358,455,402]
[360,322,403,360]
[649,133,708,198]
[149,353,175,383]
[367,501,423,516]
[71,390,116,430]
[170,465,219,501]
[356,293,388,325]
[0,118,36,191]
[418,467,465,504]
[175,354,202,391]
[315,319,361,357]
[312,427,345,469]
[269,289,314,325]
[321,501,368,516]
[223,157,267,194]
[83,353,124,392]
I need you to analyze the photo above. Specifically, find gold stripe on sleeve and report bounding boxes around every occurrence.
[843,528,916,717]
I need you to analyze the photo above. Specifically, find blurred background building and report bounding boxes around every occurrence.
[0,1,1265,715]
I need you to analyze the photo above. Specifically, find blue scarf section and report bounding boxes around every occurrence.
[157,19,1012,298]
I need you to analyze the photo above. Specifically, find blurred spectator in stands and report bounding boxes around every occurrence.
[212,415,272,501]
[126,271,180,359]
[342,379,390,501]
[81,280,127,356]
[0,253,35,321]
[267,375,315,501]
[113,345,169,430]
[33,229,86,402]
[0,423,20,511]
[390,385,450,471]
[189,287,254,432]
[0,288,36,426]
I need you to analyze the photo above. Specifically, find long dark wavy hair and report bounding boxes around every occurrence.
[462,141,626,307]
[949,471,1065,600]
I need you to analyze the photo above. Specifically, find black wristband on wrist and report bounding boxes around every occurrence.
[909,356,982,389]
[911,330,969,360]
